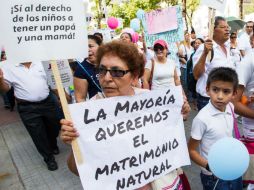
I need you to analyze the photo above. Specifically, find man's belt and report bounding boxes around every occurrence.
[16,95,50,105]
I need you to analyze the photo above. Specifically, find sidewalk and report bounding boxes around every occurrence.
[0,98,203,190]
[0,99,82,190]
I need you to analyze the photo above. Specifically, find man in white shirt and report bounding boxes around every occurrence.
[193,16,234,110]
[0,61,60,171]
[249,34,254,54]
[235,51,254,137]
[238,21,254,57]
[234,50,254,189]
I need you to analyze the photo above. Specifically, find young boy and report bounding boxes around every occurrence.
[188,67,242,190]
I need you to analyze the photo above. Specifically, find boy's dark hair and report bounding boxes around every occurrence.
[207,67,238,91]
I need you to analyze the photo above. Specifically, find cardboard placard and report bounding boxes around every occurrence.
[0,0,88,63]
[140,6,184,48]
[42,59,73,89]
[69,87,190,190]
[146,7,178,35]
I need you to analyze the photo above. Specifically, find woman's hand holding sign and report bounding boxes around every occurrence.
[60,119,79,145]
[181,99,191,120]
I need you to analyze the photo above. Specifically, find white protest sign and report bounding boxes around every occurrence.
[86,13,93,25]
[201,0,227,13]
[42,60,73,89]
[0,0,88,63]
[69,86,190,190]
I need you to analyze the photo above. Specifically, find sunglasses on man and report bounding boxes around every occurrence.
[98,67,131,78]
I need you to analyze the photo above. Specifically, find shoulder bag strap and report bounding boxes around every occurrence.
[76,61,102,92]
[149,59,155,83]
[229,104,241,139]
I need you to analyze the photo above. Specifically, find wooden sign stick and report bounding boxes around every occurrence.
[207,7,215,61]
[51,60,83,165]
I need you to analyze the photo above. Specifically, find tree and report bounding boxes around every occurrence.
[104,0,200,30]
[243,0,254,16]
[239,0,243,19]
[182,0,187,31]
[90,0,103,29]
[109,0,160,27]
[91,0,113,29]
[185,0,200,30]
[162,0,179,6]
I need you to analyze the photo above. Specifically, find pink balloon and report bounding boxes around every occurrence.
[107,17,118,29]
[132,32,139,43]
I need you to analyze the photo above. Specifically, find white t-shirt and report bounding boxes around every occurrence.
[193,41,235,97]
[2,61,49,101]
[179,43,193,68]
[191,101,234,175]
[145,59,176,90]
[230,47,241,67]
[238,32,252,53]
[236,52,254,138]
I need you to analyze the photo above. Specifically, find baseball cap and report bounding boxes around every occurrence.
[153,39,168,49]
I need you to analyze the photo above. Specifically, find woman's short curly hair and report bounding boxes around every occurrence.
[96,41,145,78]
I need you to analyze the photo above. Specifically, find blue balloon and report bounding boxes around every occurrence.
[130,18,140,32]
[208,137,249,180]
[136,9,145,19]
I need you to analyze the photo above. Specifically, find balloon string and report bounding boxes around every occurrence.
[213,179,219,190]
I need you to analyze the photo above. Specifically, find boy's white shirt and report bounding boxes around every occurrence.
[191,101,234,175]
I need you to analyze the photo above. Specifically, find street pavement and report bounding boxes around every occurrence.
[0,97,203,190]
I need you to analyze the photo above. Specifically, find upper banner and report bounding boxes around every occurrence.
[140,6,184,47]
[146,7,178,35]
[0,0,88,63]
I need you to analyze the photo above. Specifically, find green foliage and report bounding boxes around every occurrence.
[186,0,200,27]
[109,0,200,29]
[244,0,254,15]
[110,0,161,27]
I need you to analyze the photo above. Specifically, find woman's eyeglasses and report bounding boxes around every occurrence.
[98,68,131,78]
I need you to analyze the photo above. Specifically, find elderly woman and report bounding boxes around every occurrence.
[74,35,102,102]
[60,41,191,189]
